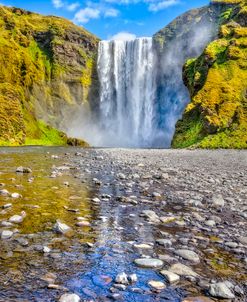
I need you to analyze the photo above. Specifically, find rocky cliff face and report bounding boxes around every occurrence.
[152,4,224,146]
[0,6,98,146]
[172,0,247,148]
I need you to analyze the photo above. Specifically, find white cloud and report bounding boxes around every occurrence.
[104,8,119,17]
[52,0,64,9]
[148,0,180,12]
[67,2,80,11]
[74,7,100,23]
[109,31,136,41]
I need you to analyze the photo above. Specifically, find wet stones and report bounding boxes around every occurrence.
[160,270,180,283]
[53,220,71,234]
[115,272,128,285]
[211,194,225,208]
[59,293,80,302]
[208,282,235,299]
[148,280,166,290]
[174,249,200,263]
[140,210,160,223]
[9,211,26,224]
[0,189,10,196]
[1,230,13,239]
[134,258,164,269]
[168,263,199,277]
[16,166,32,173]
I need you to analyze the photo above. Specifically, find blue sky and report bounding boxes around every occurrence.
[1,0,210,39]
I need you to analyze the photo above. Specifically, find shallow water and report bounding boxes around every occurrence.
[0,147,246,302]
[0,147,184,301]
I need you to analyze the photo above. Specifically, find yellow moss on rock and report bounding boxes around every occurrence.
[173,0,247,149]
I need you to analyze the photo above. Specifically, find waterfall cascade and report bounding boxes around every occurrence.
[97,38,159,148]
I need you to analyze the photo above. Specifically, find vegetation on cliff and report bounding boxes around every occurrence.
[172,0,247,149]
[0,6,98,146]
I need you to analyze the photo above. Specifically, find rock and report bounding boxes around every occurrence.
[225,241,238,248]
[134,258,164,269]
[160,270,180,283]
[16,166,32,173]
[9,212,26,224]
[75,221,91,227]
[148,280,166,290]
[133,243,153,249]
[205,220,216,227]
[0,189,10,196]
[115,272,128,285]
[129,274,138,283]
[211,194,225,207]
[1,230,13,239]
[156,239,172,247]
[141,210,160,223]
[11,193,22,198]
[208,282,235,299]
[43,246,51,253]
[175,249,200,262]
[169,263,199,277]
[59,293,80,302]
[53,220,71,234]
[238,236,247,245]
[2,203,12,209]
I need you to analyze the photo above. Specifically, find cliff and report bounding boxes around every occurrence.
[0,6,98,146]
[172,0,247,148]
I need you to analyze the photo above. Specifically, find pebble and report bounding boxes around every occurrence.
[175,249,200,263]
[16,166,32,173]
[59,293,80,302]
[208,282,235,299]
[53,220,71,234]
[148,280,166,290]
[134,258,164,268]
[115,272,128,285]
[1,230,13,239]
[168,263,199,277]
[160,270,180,283]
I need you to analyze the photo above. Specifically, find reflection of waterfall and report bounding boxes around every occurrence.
[97,38,157,148]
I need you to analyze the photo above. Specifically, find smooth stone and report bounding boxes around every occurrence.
[148,280,166,290]
[169,263,199,277]
[115,272,128,285]
[9,214,25,224]
[141,210,160,223]
[211,194,225,207]
[156,239,172,247]
[16,166,32,173]
[43,246,51,253]
[238,236,247,245]
[175,249,200,262]
[59,293,80,302]
[11,193,21,198]
[75,221,91,227]
[134,258,164,269]
[1,230,13,239]
[133,243,153,249]
[129,274,138,283]
[160,270,180,283]
[0,189,10,196]
[208,282,235,299]
[2,203,12,209]
[53,220,71,234]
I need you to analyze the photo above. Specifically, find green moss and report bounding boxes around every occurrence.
[0,5,98,146]
[173,0,247,149]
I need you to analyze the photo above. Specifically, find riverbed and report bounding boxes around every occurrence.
[0,147,246,302]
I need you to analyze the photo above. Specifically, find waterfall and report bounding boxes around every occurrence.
[97,38,157,148]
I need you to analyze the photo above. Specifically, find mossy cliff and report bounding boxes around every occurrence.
[172,0,247,149]
[0,6,98,146]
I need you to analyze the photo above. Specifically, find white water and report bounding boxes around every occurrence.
[97,38,157,147]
